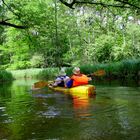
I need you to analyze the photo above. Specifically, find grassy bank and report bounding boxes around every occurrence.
[78,59,140,82]
[10,68,59,80]
[9,59,140,83]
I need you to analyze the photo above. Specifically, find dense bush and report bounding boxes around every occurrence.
[0,70,14,82]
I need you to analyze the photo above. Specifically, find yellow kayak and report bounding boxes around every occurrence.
[32,81,96,96]
[49,84,96,96]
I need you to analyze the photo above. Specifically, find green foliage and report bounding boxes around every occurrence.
[0,0,140,69]
[78,59,140,80]
[119,59,140,75]
[10,68,43,79]
[0,70,14,82]
[93,34,115,62]
[37,68,59,80]
[8,61,31,70]
[8,59,140,81]
[30,53,44,68]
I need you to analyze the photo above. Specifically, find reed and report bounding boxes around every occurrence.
[36,68,59,80]
[78,59,140,81]
[9,59,140,82]
[10,68,43,79]
[119,59,140,80]
[0,70,14,82]
[10,68,63,80]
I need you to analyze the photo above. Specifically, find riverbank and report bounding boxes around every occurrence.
[1,59,139,84]
[0,70,14,83]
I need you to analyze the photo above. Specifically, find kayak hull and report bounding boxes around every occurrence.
[49,84,96,95]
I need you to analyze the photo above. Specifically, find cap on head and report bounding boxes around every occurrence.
[73,67,80,74]
[59,68,66,76]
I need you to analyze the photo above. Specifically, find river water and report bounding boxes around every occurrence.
[0,79,140,140]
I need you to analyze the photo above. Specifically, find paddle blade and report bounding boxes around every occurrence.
[93,70,106,76]
[34,81,48,89]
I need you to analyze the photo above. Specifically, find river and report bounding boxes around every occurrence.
[0,79,140,140]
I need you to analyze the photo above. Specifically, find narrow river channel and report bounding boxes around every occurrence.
[0,79,140,140]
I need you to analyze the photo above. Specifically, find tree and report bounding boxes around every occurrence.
[0,0,28,29]
[0,0,140,29]
[59,0,140,11]
[0,0,140,69]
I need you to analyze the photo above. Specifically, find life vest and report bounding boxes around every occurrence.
[71,74,88,87]
[57,75,66,87]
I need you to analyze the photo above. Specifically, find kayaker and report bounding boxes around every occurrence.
[50,68,70,87]
[65,67,92,88]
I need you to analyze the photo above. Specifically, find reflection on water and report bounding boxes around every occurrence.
[71,92,96,119]
[0,79,140,140]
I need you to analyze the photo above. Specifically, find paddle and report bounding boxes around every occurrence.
[33,80,48,89]
[87,69,106,77]
[33,69,105,89]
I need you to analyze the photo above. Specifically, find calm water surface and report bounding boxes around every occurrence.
[0,79,140,140]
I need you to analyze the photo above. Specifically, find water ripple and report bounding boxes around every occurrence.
[37,106,61,118]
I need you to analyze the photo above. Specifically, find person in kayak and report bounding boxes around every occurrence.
[50,68,70,87]
[65,67,92,88]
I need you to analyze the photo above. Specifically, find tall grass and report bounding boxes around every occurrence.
[10,68,60,80]
[37,68,59,80]
[9,59,140,82]
[76,59,140,81]
[0,70,14,83]
[10,68,43,79]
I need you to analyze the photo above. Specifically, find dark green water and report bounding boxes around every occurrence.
[0,79,140,140]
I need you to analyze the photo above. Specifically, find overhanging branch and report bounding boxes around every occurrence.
[115,0,140,10]
[59,0,75,9]
[0,20,28,29]
[59,0,140,10]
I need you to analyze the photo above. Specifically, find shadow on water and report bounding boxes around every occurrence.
[0,79,140,140]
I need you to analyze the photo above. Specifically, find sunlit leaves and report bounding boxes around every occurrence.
[0,0,140,69]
